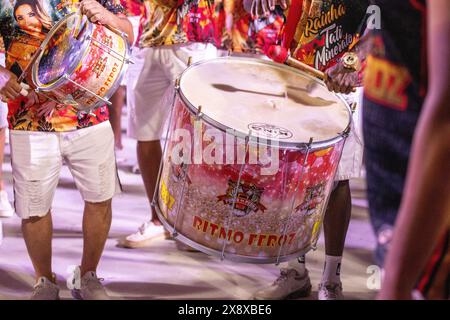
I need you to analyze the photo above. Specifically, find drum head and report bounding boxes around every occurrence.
[179,57,351,146]
[33,13,89,87]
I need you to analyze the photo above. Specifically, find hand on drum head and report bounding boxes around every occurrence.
[324,63,359,95]
[0,66,25,103]
[80,0,113,25]
[244,0,288,18]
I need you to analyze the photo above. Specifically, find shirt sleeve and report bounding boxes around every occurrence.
[98,0,125,14]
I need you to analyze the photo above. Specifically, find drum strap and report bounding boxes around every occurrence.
[281,0,304,50]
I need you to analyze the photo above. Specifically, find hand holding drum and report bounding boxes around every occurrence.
[79,0,113,25]
[0,66,29,102]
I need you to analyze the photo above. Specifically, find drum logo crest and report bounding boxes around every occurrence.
[248,123,293,139]
[217,180,267,217]
[296,182,326,216]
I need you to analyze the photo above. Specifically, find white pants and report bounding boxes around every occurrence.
[335,88,364,181]
[127,42,218,141]
[10,122,121,219]
[0,53,7,129]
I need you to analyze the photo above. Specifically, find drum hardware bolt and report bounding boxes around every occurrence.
[175,78,180,89]
[187,56,193,67]
[350,102,357,113]
[196,106,203,119]
[276,137,314,265]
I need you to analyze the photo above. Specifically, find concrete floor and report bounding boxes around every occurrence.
[0,125,378,300]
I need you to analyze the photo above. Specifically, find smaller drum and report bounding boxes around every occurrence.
[32,12,131,112]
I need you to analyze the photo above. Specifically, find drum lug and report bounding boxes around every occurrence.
[175,78,180,90]
[342,126,351,138]
[196,106,203,119]
[187,56,193,67]
[275,137,314,265]
[220,130,252,260]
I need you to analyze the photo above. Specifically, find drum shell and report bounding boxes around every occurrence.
[33,15,130,112]
[156,93,346,264]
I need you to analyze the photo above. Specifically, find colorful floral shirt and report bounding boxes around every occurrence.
[213,0,284,54]
[139,0,215,48]
[0,0,124,132]
[120,0,144,16]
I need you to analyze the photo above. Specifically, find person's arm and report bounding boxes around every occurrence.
[80,0,134,44]
[0,66,24,102]
[378,0,450,299]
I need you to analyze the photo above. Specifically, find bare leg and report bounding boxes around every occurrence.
[323,180,352,256]
[80,200,112,276]
[137,140,162,225]
[108,87,125,150]
[22,212,54,282]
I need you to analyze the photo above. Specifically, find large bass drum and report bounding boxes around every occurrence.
[155,57,351,264]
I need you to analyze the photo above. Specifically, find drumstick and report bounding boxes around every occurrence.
[267,45,327,80]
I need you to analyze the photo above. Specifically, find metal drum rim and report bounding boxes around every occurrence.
[178,56,352,151]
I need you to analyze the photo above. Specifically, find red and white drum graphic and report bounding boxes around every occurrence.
[32,13,131,112]
[156,57,351,263]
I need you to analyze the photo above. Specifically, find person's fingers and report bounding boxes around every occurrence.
[324,77,333,92]
[256,1,263,17]
[333,73,344,93]
[3,88,18,100]
[8,80,23,94]
[280,0,287,9]
[89,12,102,23]
[343,78,353,94]
[261,0,269,16]
[269,0,276,10]
[251,0,256,17]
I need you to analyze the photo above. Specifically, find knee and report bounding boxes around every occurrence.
[85,199,112,211]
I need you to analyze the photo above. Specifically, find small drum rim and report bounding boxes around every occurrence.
[178,57,352,151]
[32,12,92,91]
[153,199,313,264]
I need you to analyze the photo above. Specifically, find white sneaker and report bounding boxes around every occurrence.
[69,266,110,300]
[253,268,312,300]
[117,221,164,248]
[30,274,60,300]
[318,281,344,300]
[0,190,14,218]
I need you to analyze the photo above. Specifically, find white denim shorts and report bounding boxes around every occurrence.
[335,88,364,181]
[0,53,8,129]
[10,121,121,219]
